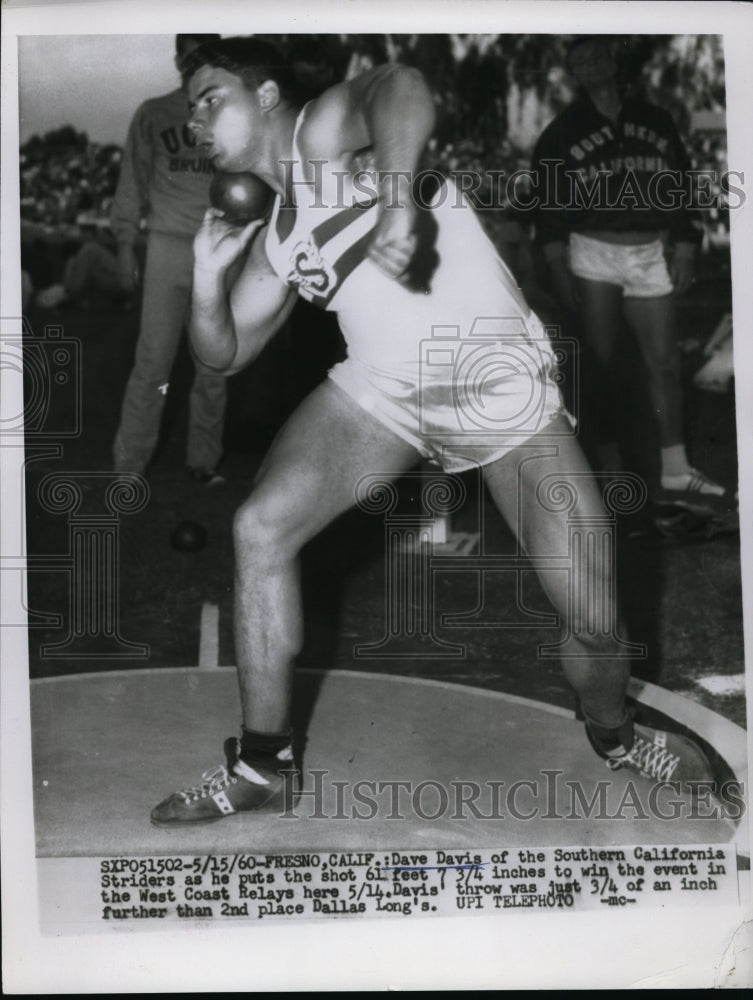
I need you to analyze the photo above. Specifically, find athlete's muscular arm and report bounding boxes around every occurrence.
[302,65,436,280]
[190,209,297,375]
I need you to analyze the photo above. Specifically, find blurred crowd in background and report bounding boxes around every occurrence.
[20,128,125,310]
[20,126,122,227]
[19,33,731,314]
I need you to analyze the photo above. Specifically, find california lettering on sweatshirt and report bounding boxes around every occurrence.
[531,93,702,248]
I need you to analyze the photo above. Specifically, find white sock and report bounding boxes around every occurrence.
[661,444,691,478]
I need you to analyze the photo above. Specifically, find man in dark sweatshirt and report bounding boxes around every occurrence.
[532,35,730,511]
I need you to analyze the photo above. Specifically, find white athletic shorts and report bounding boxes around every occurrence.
[568,233,674,298]
[328,312,573,473]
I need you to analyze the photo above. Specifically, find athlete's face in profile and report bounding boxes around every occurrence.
[567,40,617,88]
[187,65,264,171]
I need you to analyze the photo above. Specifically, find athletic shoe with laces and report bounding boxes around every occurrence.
[659,468,734,515]
[591,722,715,786]
[150,737,296,827]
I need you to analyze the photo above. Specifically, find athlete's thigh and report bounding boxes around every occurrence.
[622,293,677,369]
[246,377,422,550]
[481,418,607,608]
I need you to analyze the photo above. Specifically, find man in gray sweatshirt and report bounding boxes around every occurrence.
[111,33,225,483]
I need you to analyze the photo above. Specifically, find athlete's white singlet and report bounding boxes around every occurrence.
[265,108,534,369]
[264,106,568,471]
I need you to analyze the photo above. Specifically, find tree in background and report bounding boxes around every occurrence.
[327,34,728,255]
[21,34,729,244]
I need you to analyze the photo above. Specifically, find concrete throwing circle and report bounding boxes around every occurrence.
[31,667,744,857]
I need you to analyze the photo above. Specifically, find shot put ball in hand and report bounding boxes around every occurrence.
[209,171,274,224]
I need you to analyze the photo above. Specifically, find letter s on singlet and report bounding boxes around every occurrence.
[287,240,334,296]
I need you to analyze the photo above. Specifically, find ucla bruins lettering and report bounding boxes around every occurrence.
[159,124,202,154]
[168,158,214,174]
[160,124,212,177]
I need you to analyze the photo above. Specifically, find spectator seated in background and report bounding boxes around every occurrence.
[19,124,125,314]
[32,215,132,311]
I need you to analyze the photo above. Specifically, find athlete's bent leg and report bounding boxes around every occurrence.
[151,379,420,825]
[482,419,716,784]
[233,379,421,734]
[482,419,630,728]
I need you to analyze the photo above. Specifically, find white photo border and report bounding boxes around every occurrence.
[1,0,751,991]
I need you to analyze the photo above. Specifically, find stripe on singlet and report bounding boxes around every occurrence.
[310,196,379,249]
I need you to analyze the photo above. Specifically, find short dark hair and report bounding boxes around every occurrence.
[175,34,221,59]
[180,35,337,105]
[181,36,298,100]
